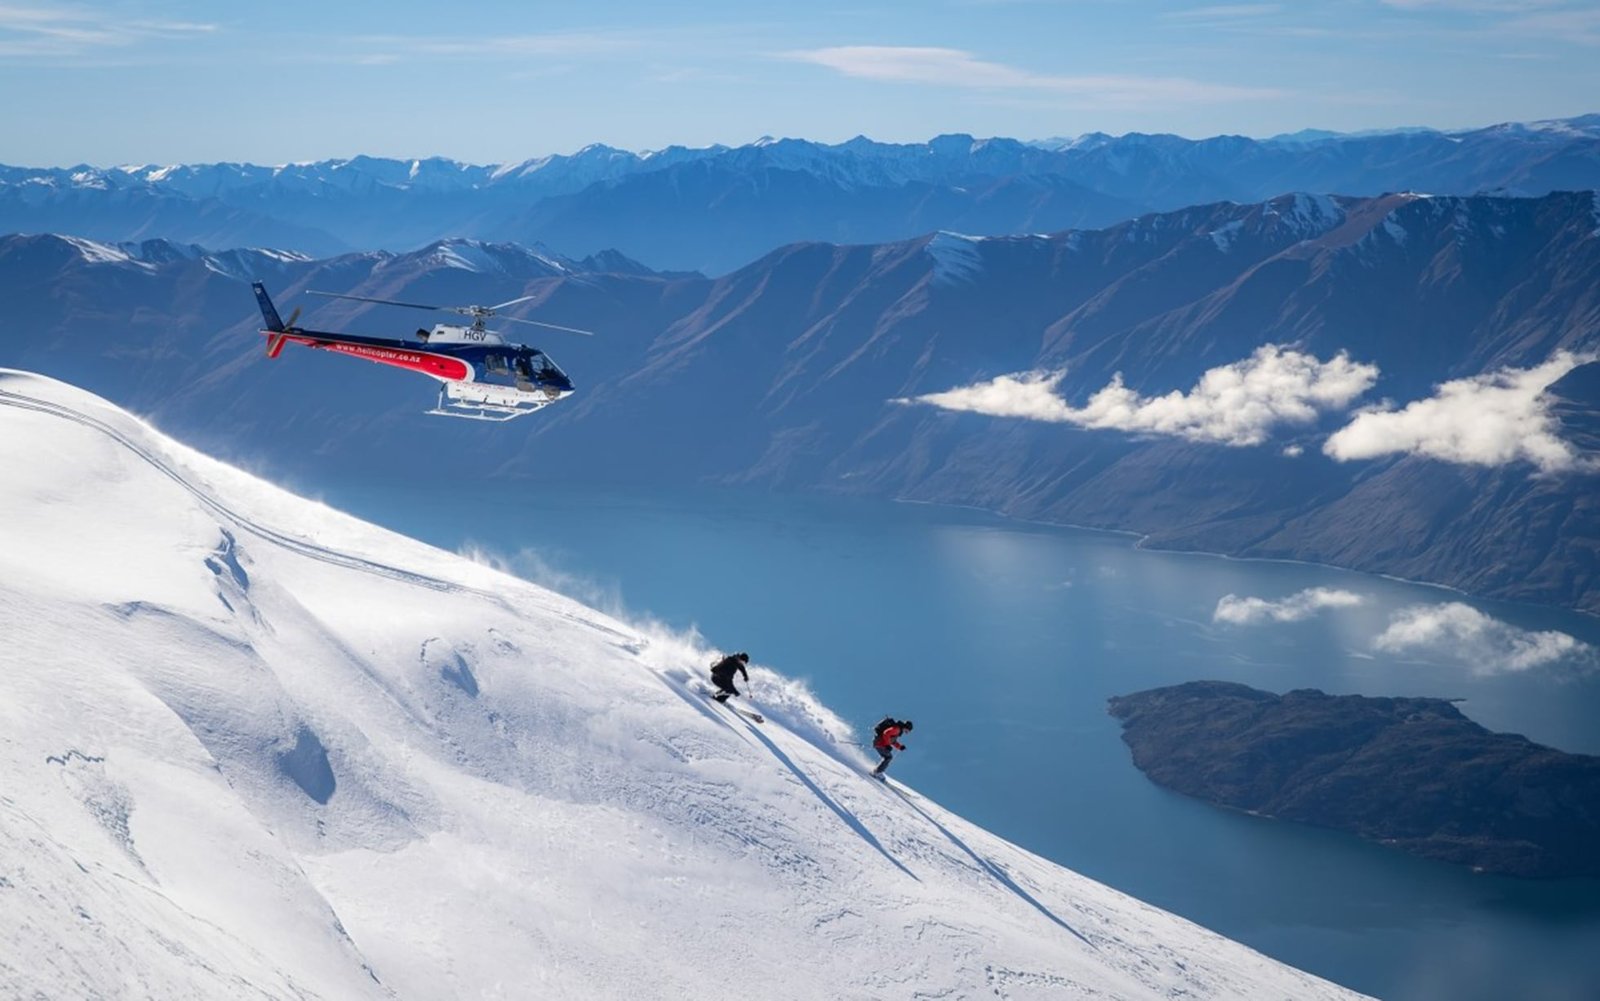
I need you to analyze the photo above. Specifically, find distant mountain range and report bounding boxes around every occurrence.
[3,188,1597,613]
[4,114,1598,273]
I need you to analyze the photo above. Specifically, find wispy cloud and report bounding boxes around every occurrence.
[351,31,641,60]
[1165,4,1284,19]
[903,345,1378,446]
[1501,5,1600,43]
[1379,0,1566,11]
[1374,602,1594,673]
[781,45,1285,105]
[1214,587,1366,624]
[0,4,214,57]
[1323,351,1597,474]
[1379,0,1600,44]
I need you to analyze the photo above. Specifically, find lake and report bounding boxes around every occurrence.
[317,477,1600,1001]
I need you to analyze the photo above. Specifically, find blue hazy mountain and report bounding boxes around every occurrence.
[2,188,1596,613]
[3,115,1598,273]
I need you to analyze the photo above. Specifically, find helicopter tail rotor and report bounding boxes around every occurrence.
[264,305,303,358]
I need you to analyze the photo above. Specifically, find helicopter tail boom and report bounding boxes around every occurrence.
[251,281,286,332]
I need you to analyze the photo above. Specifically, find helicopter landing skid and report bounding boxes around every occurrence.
[426,382,556,422]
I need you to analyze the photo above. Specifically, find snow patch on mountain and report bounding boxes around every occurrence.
[0,370,1366,1000]
[925,231,986,284]
[422,239,571,276]
[430,240,504,273]
[60,236,154,270]
[1210,219,1244,251]
[1265,193,1345,238]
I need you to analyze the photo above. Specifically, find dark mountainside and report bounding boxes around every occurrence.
[4,117,1599,273]
[1106,681,1600,878]
[1,191,1597,614]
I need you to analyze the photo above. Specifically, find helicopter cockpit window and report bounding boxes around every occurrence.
[517,351,557,380]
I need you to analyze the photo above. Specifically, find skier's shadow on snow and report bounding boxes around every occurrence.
[888,786,1093,948]
[742,723,918,881]
[660,677,756,746]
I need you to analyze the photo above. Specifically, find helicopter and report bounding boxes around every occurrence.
[250,282,592,421]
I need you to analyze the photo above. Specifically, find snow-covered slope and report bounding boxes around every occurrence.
[0,371,1365,1000]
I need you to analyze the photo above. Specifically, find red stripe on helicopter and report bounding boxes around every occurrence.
[275,334,470,381]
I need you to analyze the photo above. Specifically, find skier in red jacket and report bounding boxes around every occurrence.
[872,718,914,777]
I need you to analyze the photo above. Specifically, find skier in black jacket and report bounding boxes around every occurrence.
[709,652,750,703]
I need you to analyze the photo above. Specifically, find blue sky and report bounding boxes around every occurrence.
[1,0,1595,165]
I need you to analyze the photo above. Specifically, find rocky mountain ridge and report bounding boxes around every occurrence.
[2,190,1596,612]
[4,116,1597,272]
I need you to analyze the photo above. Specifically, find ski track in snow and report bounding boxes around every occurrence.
[0,371,1369,1000]
[0,385,634,649]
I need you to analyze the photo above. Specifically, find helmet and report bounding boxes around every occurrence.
[900,720,914,731]
[735,652,749,662]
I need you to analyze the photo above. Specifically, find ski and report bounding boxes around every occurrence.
[695,686,764,724]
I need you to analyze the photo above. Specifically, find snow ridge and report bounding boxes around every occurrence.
[0,371,1367,1001]
[925,231,986,284]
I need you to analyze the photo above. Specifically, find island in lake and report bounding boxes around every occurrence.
[1106,681,1600,878]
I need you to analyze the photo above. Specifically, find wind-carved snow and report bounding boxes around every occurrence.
[431,241,502,272]
[420,239,570,276]
[1262,193,1344,239]
[0,370,1367,1001]
[925,231,986,284]
[61,235,152,269]
[1210,219,1244,251]
[201,248,312,281]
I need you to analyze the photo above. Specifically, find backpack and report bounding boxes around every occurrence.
[873,716,897,739]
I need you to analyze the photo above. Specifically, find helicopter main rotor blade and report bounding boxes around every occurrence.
[500,316,596,336]
[307,290,447,312]
[487,294,539,312]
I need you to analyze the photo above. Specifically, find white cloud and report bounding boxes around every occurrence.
[354,32,640,58]
[1378,0,1575,12]
[1214,587,1366,625]
[904,344,1378,446]
[0,5,214,57]
[1323,351,1597,473]
[781,46,1285,106]
[1165,4,1285,18]
[1374,602,1594,673]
